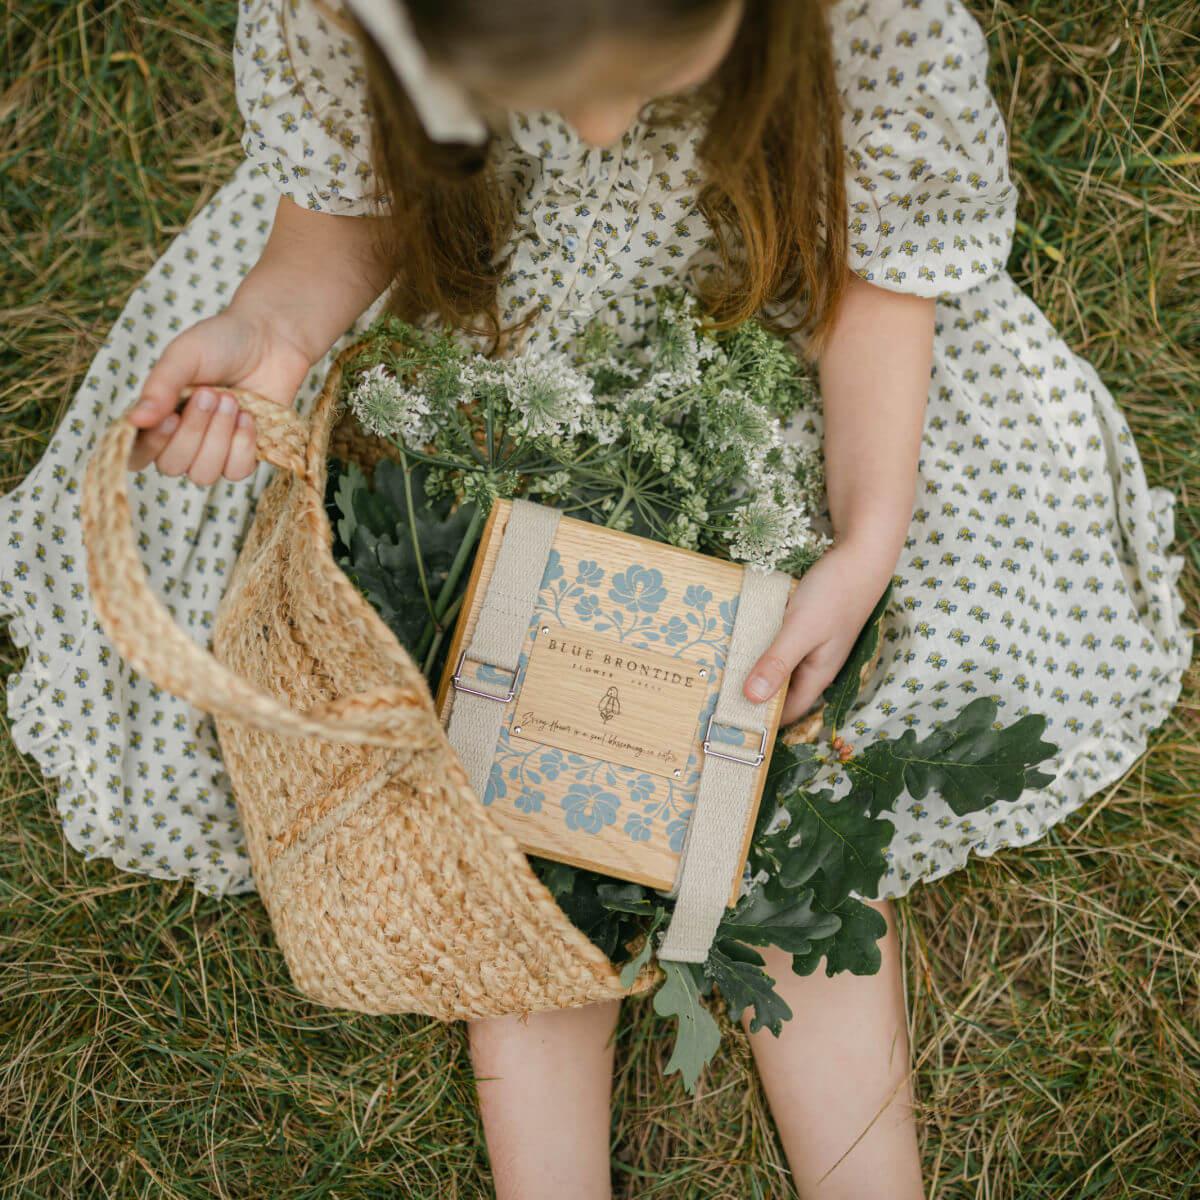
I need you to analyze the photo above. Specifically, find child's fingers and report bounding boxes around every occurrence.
[127,413,181,472]
[779,651,839,725]
[743,615,817,704]
[154,389,217,477]
[186,392,239,486]
[126,330,209,429]
[223,411,258,481]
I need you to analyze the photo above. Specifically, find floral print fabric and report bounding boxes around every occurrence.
[0,0,1191,899]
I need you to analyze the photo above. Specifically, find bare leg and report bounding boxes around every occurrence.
[741,898,924,1199]
[468,998,621,1200]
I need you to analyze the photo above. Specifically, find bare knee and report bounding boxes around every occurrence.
[467,1000,621,1067]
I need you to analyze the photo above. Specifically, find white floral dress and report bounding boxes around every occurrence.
[1,0,1191,901]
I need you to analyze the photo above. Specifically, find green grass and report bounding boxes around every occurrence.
[2,2,1197,1196]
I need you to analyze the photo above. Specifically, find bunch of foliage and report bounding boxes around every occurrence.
[326,296,1059,1091]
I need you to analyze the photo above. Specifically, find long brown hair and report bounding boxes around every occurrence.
[336,0,847,357]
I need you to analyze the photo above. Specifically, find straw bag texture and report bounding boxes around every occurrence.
[81,339,664,1020]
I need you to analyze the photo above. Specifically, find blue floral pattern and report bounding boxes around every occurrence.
[0,0,1190,900]
[482,552,735,854]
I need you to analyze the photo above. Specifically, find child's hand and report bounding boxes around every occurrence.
[125,310,315,484]
[743,544,893,725]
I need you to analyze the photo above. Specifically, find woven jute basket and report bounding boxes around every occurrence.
[81,339,669,1019]
[80,336,842,1022]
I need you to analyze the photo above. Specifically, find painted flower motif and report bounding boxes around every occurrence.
[538,751,563,781]
[562,783,620,834]
[707,721,750,749]
[666,817,691,853]
[483,762,506,806]
[515,788,544,814]
[609,564,667,613]
[684,584,712,609]
[718,597,739,636]
[574,594,602,620]
[541,549,564,585]
[624,812,653,842]
[663,615,689,646]
[576,560,604,586]
[628,774,656,805]
[476,663,514,690]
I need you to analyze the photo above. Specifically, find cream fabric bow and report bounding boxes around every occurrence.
[341,0,489,144]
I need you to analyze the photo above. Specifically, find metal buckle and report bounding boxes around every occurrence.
[451,650,516,703]
[701,715,768,768]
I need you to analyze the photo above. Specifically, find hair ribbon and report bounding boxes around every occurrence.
[340,0,490,144]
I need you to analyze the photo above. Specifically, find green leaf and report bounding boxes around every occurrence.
[705,939,792,1035]
[333,460,366,549]
[596,881,659,916]
[757,788,894,907]
[821,580,893,731]
[715,884,842,955]
[789,897,888,977]
[846,696,1060,818]
[768,739,823,796]
[537,860,578,902]
[333,457,482,656]
[749,740,823,853]
[653,959,722,1093]
[341,525,429,648]
[529,858,649,964]
[618,908,666,989]
[351,465,405,539]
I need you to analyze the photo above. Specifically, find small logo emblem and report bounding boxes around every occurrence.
[598,686,621,724]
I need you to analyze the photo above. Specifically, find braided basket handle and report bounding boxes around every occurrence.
[81,388,415,747]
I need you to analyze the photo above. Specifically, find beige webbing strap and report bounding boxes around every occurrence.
[446,500,561,799]
[657,567,793,964]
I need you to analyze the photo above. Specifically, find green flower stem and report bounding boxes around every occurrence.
[399,451,437,625]
[393,444,477,473]
[412,501,485,663]
[433,502,484,614]
[420,590,468,677]
[605,487,634,528]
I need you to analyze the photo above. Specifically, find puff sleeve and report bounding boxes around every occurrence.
[830,0,1017,295]
[233,0,389,215]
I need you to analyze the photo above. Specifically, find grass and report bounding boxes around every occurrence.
[1,1,1197,1196]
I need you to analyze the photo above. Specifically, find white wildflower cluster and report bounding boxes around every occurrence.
[701,385,782,474]
[640,289,719,396]
[491,351,595,440]
[579,406,622,446]
[341,288,828,578]
[346,362,439,447]
[730,465,827,571]
[728,441,830,571]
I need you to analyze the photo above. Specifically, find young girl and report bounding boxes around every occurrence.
[1,0,1190,1195]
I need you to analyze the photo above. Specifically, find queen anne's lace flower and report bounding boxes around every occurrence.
[484,352,595,440]
[347,363,439,447]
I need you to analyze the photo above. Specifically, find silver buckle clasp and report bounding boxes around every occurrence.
[701,715,768,767]
[451,650,517,703]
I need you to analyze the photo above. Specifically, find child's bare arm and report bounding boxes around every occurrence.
[744,272,934,723]
[127,196,393,483]
[224,195,395,367]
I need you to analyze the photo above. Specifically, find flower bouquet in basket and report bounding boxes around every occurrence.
[326,290,1058,1090]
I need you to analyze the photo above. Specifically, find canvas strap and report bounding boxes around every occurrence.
[657,567,793,964]
[446,500,561,799]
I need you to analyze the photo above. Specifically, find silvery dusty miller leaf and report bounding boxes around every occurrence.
[653,959,722,1093]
